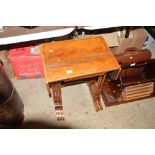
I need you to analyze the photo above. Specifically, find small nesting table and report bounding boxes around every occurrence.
[41,36,121,121]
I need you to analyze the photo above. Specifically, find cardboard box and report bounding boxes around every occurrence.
[111,28,148,55]
[77,32,119,47]
[96,32,119,47]
[9,46,44,79]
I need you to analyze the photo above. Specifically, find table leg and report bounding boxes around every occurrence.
[97,75,106,93]
[51,82,65,121]
[88,75,106,112]
[88,79,103,112]
[46,83,51,97]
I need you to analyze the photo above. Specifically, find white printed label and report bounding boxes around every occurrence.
[66,70,73,74]
[130,63,135,66]
[49,49,54,53]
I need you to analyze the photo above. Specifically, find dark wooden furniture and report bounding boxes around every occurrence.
[101,58,155,106]
[41,36,120,121]
[115,47,152,64]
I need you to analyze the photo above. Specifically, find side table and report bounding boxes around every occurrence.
[41,36,121,121]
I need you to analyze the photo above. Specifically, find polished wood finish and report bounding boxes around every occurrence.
[122,82,154,101]
[101,79,155,106]
[51,82,64,121]
[41,36,121,121]
[87,75,106,112]
[115,48,152,64]
[101,59,155,107]
[41,36,120,83]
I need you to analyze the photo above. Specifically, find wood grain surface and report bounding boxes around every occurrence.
[41,36,120,83]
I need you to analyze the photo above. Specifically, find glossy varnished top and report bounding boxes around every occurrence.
[41,36,120,83]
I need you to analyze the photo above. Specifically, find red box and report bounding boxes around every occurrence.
[9,46,44,79]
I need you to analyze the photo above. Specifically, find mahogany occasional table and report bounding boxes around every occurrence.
[41,36,121,121]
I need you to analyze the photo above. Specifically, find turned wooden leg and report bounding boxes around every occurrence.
[46,83,51,97]
[97,75,106,94]
[51,82,65,121]
[88,75,106,112]
[88,79,103,112]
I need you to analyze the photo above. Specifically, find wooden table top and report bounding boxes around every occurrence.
[41,36,120,83]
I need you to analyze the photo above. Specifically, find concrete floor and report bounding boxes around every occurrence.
[12,78,155,129]
[1,38,155,129]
